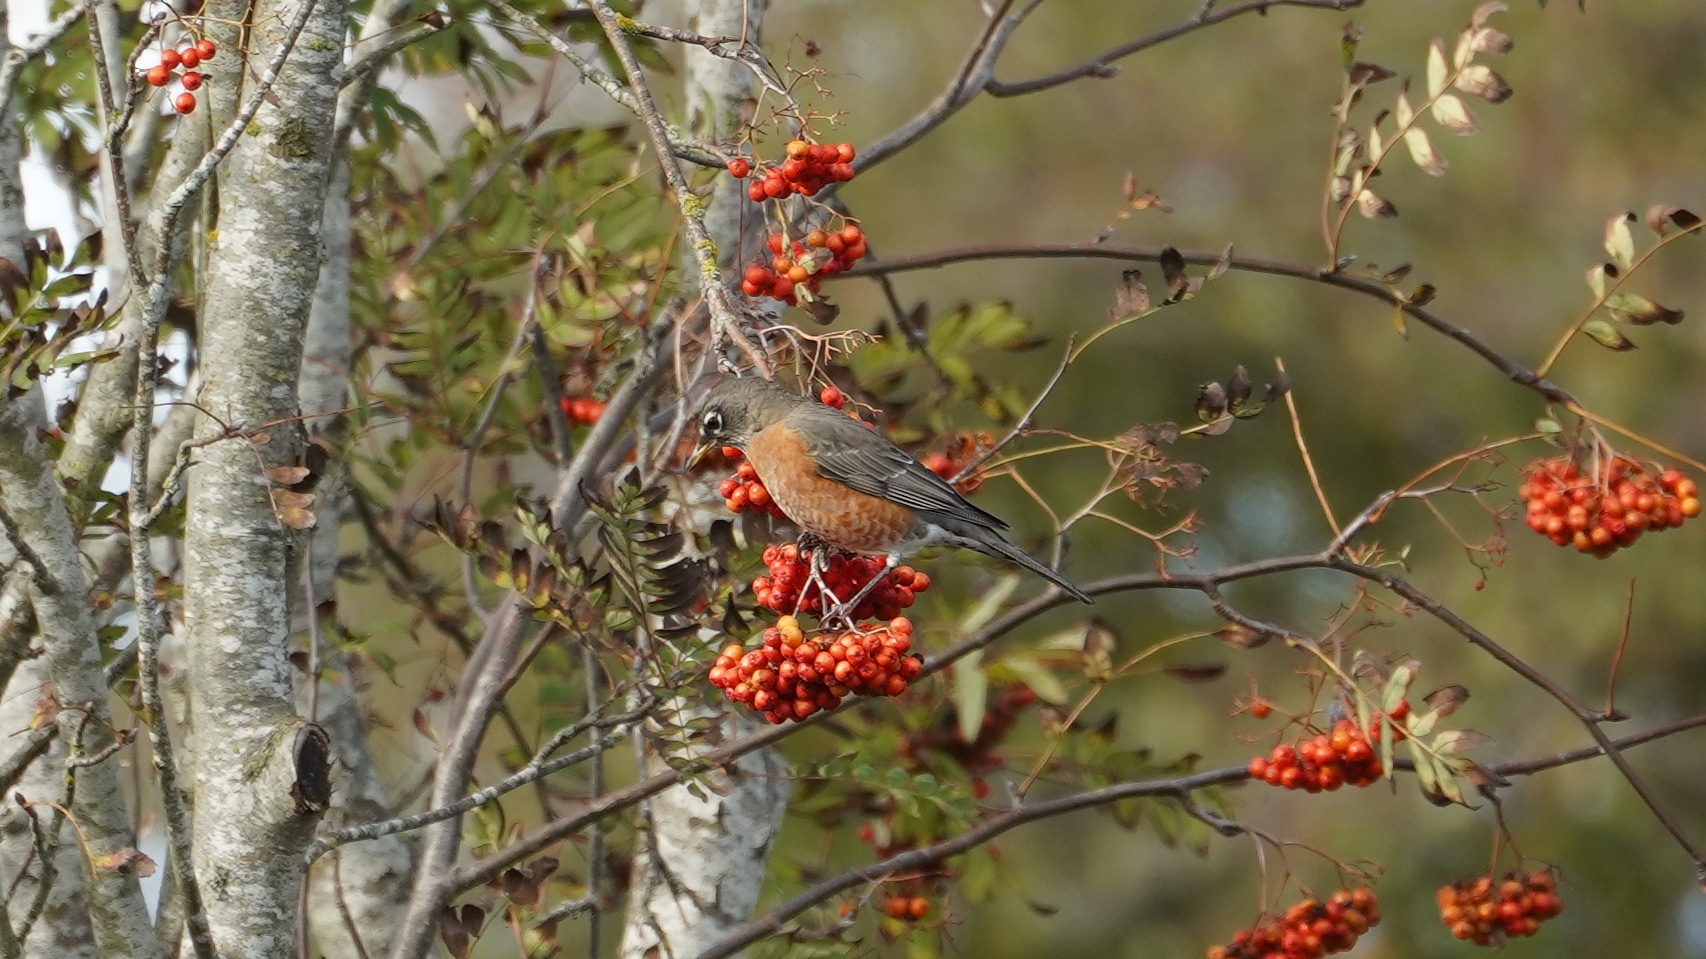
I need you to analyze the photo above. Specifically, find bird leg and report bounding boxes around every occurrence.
[822,553,899,631]
[795,534,847,619]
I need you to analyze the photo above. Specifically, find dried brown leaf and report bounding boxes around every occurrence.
[1356,188,1398,219]
[1423,684,1470,716]
[1470,0,1508,28]
[1128,187,1173,213]
[1110,270,1150,319]
[1347,61,1396,90]
[1163,663,1227,683]
[277,505,318,530]
[1453,64,1512,103]
[1426,39,1450,97]
[1405,126,1447,176]
[1195,382,1227,421]
[1158,246,1191,302]
[1209,242,1234,280]
[264,465,310,485]
[91,847,157,876]
[1468,26,1513,55]
[1430,94,1478,134]
[1645,204,1702,236]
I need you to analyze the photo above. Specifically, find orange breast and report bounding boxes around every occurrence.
[745,422,919,555]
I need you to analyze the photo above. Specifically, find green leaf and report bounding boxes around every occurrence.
[954,650,988,744]
[987,654,1070,705]
[1604,292,1684,326]
[958,574,1019,634]
[1581,318,1636,351]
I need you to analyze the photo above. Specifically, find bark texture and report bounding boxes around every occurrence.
[619,3,793,958]
[181,0,349,954]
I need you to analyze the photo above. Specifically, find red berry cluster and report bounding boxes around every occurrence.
[740,225,868,304]
[882,894,933,923]
[732,140,856,200]
[1435,870,1562,945]
[1207,888,1381,959]
[707,615,923,723]
[718,458,789,520]
[558,396,605,425]
[143,38,217,115]
[1520,456,1700,556]
[752,542,930,623]
[919,430,995,495]
[1246,713,1400,792]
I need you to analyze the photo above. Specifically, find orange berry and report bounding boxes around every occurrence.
[174,92,197,114]
[785,139,809,158]
[726,157,751,178]
[181,71,203,91]
[180,47,201,69]
[160,49,181,69]
[146,65,171,86]
[195,38,218,60]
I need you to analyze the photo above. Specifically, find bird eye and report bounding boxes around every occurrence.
[702,410,724,435]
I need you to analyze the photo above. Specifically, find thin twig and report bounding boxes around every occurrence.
[306,695,651,863]
[584,0,768,372]
[490,1,722,167]
[841,242,1578,406]
[1275,356,1339,536]
[0,726,57,794]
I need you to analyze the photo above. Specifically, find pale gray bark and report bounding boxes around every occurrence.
[180,0,348,955]
[0,8,157,952]
[619,3,793,958]
[0,391,163,959]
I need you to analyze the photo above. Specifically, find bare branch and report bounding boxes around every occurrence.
[839,242,1577,406]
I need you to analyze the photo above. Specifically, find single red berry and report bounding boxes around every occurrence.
[1247,698,1272,719]
[819,386,844,408]
[174,92,197,114]
[180,71,203,91]
[160,49,182,69]
[195,38,218,60]
[180,47,202,69]
[726,157,751,178]
[146,65,171,87]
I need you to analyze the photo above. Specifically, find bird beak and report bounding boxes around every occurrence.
[687,441,715,470]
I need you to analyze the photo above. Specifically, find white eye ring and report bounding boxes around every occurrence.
[702,410,724,433]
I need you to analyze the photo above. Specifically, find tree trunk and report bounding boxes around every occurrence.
[179,0,348,954]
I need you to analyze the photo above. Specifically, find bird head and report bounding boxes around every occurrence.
[687,377,796,467]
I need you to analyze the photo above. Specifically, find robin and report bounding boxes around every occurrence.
[690,377,1093,617]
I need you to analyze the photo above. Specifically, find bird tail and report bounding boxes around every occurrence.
[973,532,1094,604]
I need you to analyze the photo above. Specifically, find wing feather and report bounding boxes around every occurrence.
[789,405,1008,531]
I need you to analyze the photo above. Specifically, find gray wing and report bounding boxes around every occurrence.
[791,404,1009,531]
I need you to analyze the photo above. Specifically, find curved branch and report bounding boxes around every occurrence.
[692,709,1706,959]
[987,0,1364,99]
[838,241,1577,406]
[856,0,1360,173]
